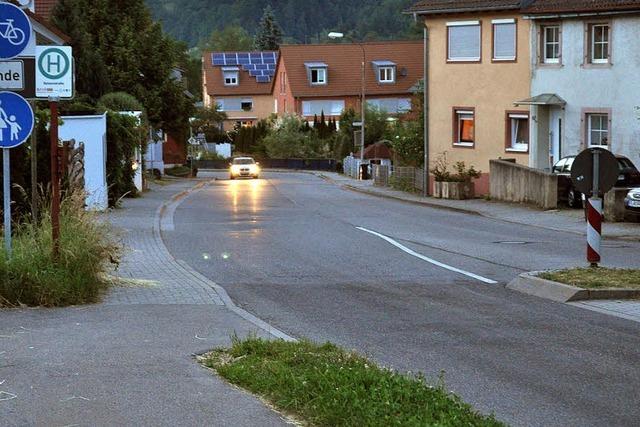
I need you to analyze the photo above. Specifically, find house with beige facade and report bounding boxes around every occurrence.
[408,0,532,194]
[202,51,278,131]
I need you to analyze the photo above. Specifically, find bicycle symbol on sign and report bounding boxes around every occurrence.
[0,19,26,46]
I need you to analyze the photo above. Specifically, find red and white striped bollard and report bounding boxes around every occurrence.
[586,197,602,266]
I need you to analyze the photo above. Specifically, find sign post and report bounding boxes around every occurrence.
[570,147,619,267]
[36,46,73,258]
[0,3,33,258]
[0,91,35,257]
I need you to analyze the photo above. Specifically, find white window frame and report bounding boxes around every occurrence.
[590,23,610,64]
[223,70,239,86]
[378,66,395,83]
[542,25,560,64]
[240,98,253,112]
[310,67,327,85]
[447,21,481,62]
[492,19,516,61]
[507,113,529,152]
[454,109,475,146]
[587,113,609,147]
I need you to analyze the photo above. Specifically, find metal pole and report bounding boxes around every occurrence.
[423,26,430,197]
[3,148,11,258]
[50,100,60,259]
[30,100,38,222]
[360,43,365,179]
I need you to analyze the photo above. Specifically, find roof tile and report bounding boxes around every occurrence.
[523,0,640,13]
[407,0,521,14]
[279,41,423,98]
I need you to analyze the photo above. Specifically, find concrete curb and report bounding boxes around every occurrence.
[507,271,640,302]
[315,173,640,242]
[155,180,297,342]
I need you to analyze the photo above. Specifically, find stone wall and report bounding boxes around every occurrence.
[490,159,558,209]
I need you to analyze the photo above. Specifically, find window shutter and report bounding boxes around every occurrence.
[494,23,516,59]
[536,26,542,64]
[448,25,481,60]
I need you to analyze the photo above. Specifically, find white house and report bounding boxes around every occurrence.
[518,0,640,170]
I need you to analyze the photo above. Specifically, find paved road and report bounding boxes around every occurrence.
[165,172,640,427]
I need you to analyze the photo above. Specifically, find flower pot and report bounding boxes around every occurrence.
[433,181,443,198]
[439,181,474,200]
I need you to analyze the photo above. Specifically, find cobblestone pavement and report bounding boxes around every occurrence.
[104,179,224,305]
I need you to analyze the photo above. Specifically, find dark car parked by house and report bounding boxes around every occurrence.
[552,154,640,207]
[625,187,640,218]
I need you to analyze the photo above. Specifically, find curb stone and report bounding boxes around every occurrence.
[315,173,640,242]
[507,271,640,302]
[156,180,298,342]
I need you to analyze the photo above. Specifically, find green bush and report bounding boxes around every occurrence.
[0,191,120,307]
[106,111,143,206]
[165,165,193,177]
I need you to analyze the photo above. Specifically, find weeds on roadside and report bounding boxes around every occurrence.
[204,337,504,427]
[0,189,121,307]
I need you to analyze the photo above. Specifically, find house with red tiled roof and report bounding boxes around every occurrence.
[34,0,57,20]
[274,41,423,122]
[202,51,278,131]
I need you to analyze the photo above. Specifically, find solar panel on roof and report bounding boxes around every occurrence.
[256,75,270,83]
[256,64,268,70]
[265,70,275,76]
[238,53,249,59]
[249,70,261,77]
[267,64,275,70]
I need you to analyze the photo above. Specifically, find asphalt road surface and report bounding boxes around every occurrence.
[164,172,640,427]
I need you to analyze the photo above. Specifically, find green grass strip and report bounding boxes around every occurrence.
[204,337,504,427]
[539,268,640,290]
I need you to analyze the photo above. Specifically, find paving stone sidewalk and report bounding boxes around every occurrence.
[317,172,640,240]
[0,179,289,427]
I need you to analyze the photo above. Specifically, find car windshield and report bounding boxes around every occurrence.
[233,158,255,165]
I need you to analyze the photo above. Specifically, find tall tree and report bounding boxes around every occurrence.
[205,26,253,51]
[254,5,283,51]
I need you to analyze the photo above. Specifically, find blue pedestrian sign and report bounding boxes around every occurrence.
[0,91,34,148]
[0,3,32,60]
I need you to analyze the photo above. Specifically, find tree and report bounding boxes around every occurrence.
[191,106,227,142]
[254,5,283,51]
[205,26,253,52]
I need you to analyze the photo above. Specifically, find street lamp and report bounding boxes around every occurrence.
[328,32,366,179]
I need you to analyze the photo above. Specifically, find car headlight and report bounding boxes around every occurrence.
[251,165,260,173]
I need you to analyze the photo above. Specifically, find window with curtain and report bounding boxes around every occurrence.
[493,20,516,60]
[454,109,475,146]
[507,113,529,151]
[447,21,481,61]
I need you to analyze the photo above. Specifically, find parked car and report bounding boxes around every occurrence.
[552,154,640,208]
[625,187,640,217]
[229,156,260,179]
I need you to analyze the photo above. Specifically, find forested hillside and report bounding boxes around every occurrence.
[145,0,421,47]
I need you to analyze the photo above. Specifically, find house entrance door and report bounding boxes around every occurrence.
[549,107,562,167]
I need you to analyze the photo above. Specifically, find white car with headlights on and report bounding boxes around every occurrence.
[229,157,260,179]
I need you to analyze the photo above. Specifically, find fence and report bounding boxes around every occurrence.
[195,158,337,171]
[371,165,427,193]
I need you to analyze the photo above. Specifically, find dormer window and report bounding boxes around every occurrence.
[305,62,328,85]
[372,61,396,84]
[222,67,239,86]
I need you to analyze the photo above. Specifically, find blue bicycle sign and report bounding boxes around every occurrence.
[0,3,31,60]
[0,20,26,46]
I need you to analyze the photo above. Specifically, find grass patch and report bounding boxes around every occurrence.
[203,337,504,427]
[539,268,640,289]
[0,191,121,307]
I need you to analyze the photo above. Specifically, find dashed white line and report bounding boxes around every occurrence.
[356,226,498,284]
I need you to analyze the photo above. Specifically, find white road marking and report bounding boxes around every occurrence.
[356,227,498,284]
